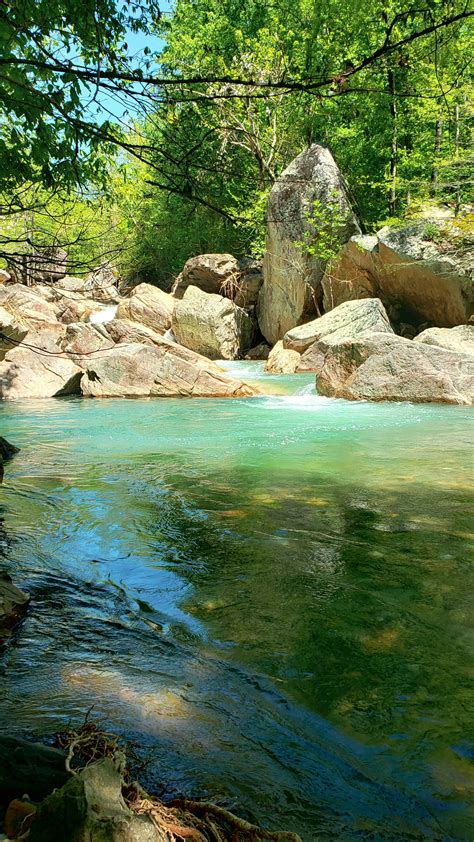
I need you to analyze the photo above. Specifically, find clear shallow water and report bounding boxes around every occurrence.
[0,361,473,841]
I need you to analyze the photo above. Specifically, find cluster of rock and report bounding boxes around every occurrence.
[2,144,472,405]
[0,267,259,400]
[265,297,474,404]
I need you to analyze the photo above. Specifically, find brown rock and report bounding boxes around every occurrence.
[0,573,30,636]
[172,286,255,359]
[80,341,258,398]
[265,341,301,374]
[245,342,271,360]
[0,305,28,359]
[322,219,473,327]
[60,323,114,361]
[0,333,82,399]
[117,283,174,333]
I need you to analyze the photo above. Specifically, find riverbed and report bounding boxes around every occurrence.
[1,361,473,840]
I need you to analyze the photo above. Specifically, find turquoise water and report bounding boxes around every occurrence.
[0,361,473,840]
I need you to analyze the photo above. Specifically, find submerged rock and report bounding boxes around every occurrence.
[0,736,69,803]
[265,341,300,374]
[313,332,474,404]
[173,285,255,360]
[29,758,166,842]
[0,573,30,637]
[414,324,474,355]
[284,298,393,353]
[257,144,360,345]
[117,283,174,334]
[80,341,258,398]
[0,436,20,461]
[323,219,473,328]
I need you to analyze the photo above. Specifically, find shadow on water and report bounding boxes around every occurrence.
[0,392,473,840]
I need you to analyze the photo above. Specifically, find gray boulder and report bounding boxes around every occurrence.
[80,341,258,398]
[29,758,166,842]
[322,218,473,328]
[83,264,120,302]
[313,332,474,404]
[284,298,393,353]
[257,144,360,345]
[414,324,474,355]
[245,342,270,360]
[173,285,255,359]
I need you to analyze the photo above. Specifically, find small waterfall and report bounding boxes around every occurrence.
[163,328,177,343]
[89,304,118,325]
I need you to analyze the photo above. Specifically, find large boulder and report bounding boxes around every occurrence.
[283,298,393,353]
[0,284,60,327]
[116,283,174,333]
[171,253,240,299]
[0,305,28,359]
[0,334,82,399]
[245,342,270,360]
[105,318,171,347]
[80,341,258,398]
[414,324,474,355]
[257,144,360,345]
[312,332,474,404]
[29,758,166,842]
[0,573,30,637]
[60,323,115,362]
[322,218,474,328]
[265,341,300,374]
[172,285,255,359]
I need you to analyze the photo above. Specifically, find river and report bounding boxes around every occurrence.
[1,361,473,840]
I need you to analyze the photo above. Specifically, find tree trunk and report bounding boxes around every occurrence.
[387,67,397,216]
[430,118,443,197]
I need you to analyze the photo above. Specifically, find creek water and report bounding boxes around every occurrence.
[0,361,473,840]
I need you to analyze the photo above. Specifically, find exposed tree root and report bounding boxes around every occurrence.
[53,718,302,842]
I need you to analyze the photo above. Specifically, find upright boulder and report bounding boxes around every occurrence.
[322,218,474,328]
[80,341,258,398]
[173,285,255,359]
[284,298,393,353]
[257,144,360,345]
[313,332,474,405]
[116,283,174,333]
